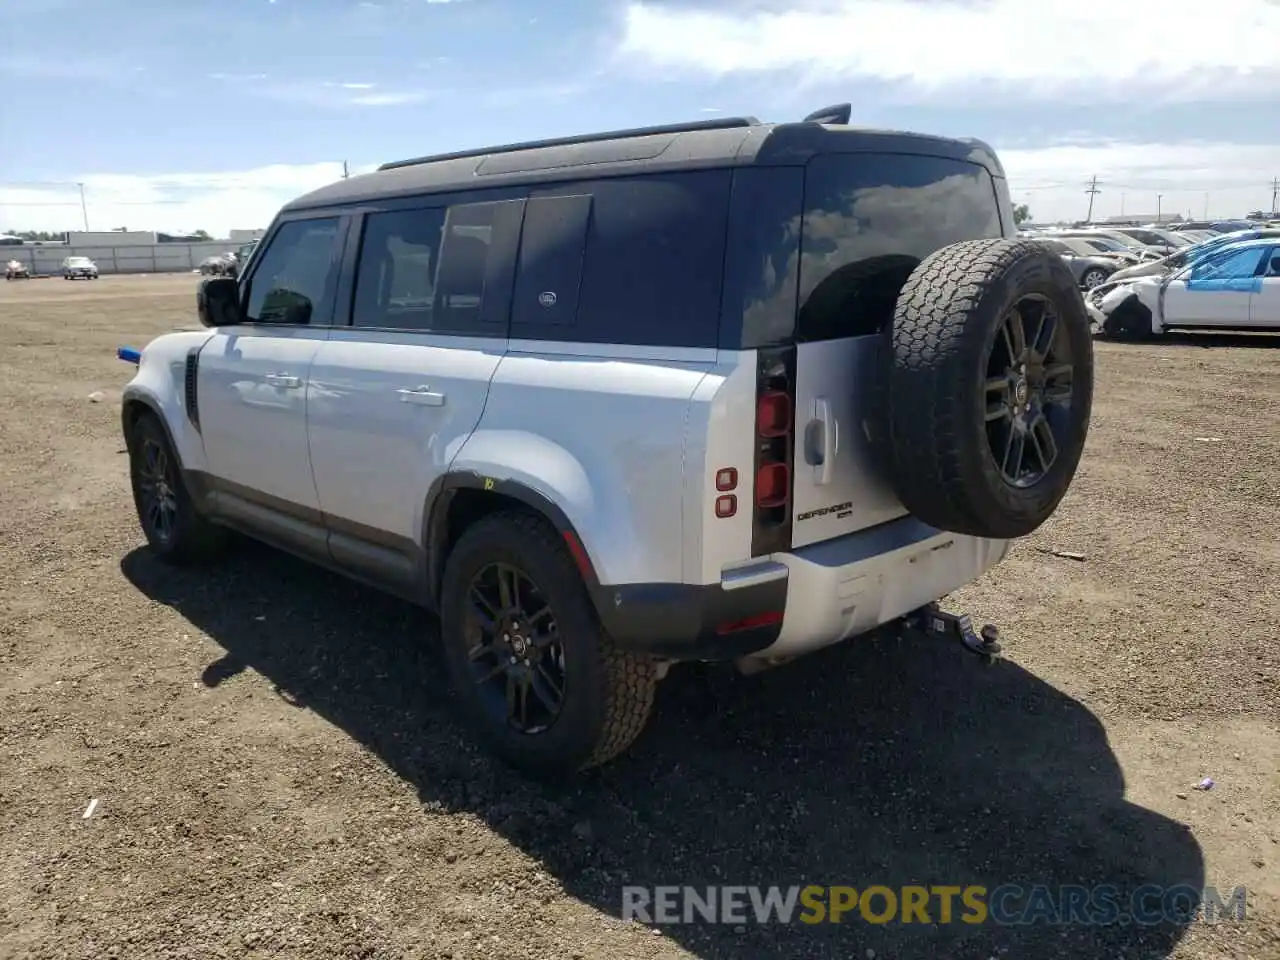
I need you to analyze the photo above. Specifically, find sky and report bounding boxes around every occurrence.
[2,0,1279,236]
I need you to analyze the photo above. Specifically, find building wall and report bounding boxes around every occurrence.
[65,231,158,246]
[3,241,236,275]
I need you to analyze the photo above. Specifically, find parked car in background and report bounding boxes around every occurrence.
[1060,234,1146,261]
[199,255,227,276]
[1050,230,1165,261]
[1099,228,1280,287]
[62,256,98,280]
[224,239,260,278]
[1091,237,1280,337]
[1107,227,1192,256]
[1167,220,1255,235]
[1044,235,1142,265]
[5,259,31,280]
[1035,237,1121,289]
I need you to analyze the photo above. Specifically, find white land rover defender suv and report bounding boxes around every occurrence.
[122,105,1093,777]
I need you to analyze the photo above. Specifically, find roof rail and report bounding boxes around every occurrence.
[377,115,761,172]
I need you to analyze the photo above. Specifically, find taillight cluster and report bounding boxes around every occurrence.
[755,391,791,512]
[750,349,795,555]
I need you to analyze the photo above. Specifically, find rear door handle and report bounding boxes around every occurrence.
[397,385,446,407]
[813,397,838,486]
[264,373,301,389]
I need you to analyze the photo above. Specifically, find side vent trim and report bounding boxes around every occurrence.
[183,349,201,431]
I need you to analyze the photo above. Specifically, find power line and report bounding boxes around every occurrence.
[76,182,88,231]
[1084,175,1102,223]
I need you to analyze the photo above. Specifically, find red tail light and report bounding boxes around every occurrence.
[755,462,790,508]
[756,391,791,438]
[750,349,795,556]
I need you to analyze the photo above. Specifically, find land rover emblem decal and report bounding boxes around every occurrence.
[538,291,557,308]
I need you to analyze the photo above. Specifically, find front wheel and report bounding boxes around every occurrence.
[1081,268,1109,290]
[439,512,657,778]
[128,413,227,563]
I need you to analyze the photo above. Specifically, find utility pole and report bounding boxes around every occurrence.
[1084,174,1101,223]
[1271,176,1279,215]
[342,160,349,179]
[1157,194,1163,223]
[76,182,89,231]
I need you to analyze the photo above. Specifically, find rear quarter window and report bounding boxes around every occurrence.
[797,153,1002,342]
[510,171,731,348]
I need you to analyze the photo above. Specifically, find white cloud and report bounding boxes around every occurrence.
[996,140,1280,221]
[349,90,437,106]
[617,0,1280,101]
[206,73,436,108]
[208,72,269,82]
[0,54,142,81]
[0,163,379,237]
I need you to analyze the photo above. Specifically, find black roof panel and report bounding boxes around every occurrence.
[283,119,1007,214]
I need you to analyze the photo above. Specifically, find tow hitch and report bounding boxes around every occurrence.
[903,602,1002,664]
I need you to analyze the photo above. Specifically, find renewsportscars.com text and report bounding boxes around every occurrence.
[621,884,1247,927]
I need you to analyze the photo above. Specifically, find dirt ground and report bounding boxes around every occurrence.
[0,273,1277,960]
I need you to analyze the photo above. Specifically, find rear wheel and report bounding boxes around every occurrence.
[879,238,1094,540]
[439,511,657,778]
[128,413,227,563]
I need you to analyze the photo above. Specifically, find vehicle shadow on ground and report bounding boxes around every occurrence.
[122,543,1205,960]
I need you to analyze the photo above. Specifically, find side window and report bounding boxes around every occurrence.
[511,194,591,328]
[1192,247,1265,281]
[723,165,804,350]
[352,201,507,334]
[435,203,498,332]
[352,207,446,330]
[1264,248,1280,276]
[798,153,1002,342]
[1128,229,1166,246]
[512,172,732,348]
[244,217,342,325]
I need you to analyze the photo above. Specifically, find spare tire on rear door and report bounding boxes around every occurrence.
[880,238,1094,540]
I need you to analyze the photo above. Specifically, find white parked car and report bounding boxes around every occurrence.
[62,256,99,280]
[1090,238,1280,337]
[119,108,1094,775]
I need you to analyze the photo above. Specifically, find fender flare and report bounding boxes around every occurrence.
[421,471,601,609]
[121,391,179,459]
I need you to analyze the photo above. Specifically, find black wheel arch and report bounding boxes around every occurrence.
[122,396,182,461]
[422,472,600,610]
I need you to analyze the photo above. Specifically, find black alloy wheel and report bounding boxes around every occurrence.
[464,561,566,734]
[984,294,1075,489]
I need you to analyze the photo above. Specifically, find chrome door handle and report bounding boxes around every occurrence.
[397,385,446,406]
[264,373,301,388]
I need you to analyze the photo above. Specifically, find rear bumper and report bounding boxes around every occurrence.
[593,570,790,660]
[594,517,1010,662]
[756,518,1009,658]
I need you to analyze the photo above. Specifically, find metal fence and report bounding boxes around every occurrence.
[1,242,235,276]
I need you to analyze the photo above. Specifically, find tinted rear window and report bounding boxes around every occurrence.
[510,171,731,348]
[796,153,1003,342]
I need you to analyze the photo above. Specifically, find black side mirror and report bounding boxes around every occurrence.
[197,276,243,327]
